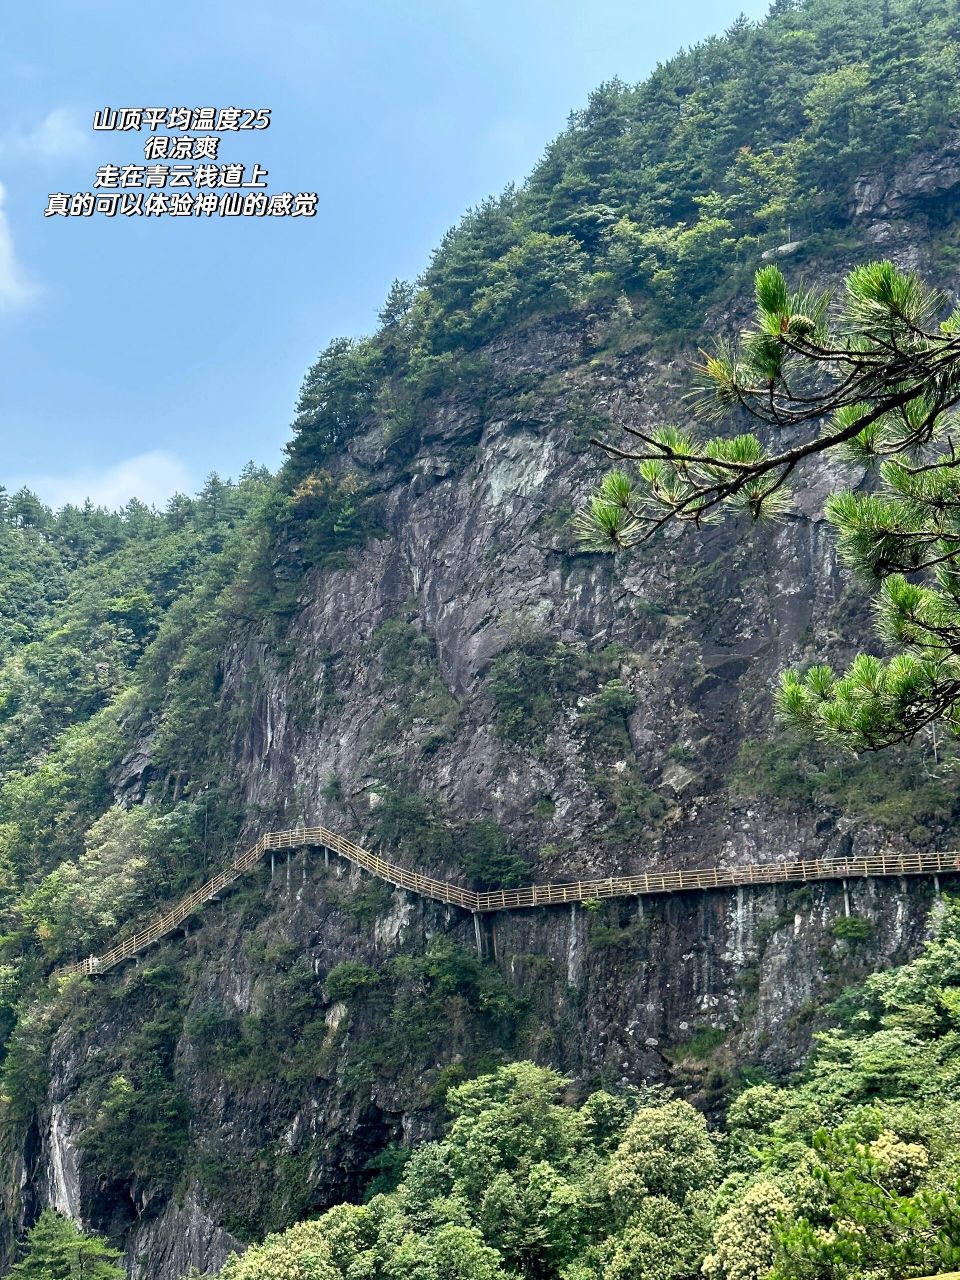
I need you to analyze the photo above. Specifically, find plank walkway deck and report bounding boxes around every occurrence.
[53,824,960,980]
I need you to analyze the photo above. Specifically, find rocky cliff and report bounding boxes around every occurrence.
[6,144,960,1279]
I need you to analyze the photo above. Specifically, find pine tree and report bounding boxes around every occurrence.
[9,1208,125,1280]
[578,259,960,750]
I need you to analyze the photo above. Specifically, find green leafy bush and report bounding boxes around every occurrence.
[323,960,382,1003]
[831,916,871,943]
[459,819,529,891]
[489,637,624,745]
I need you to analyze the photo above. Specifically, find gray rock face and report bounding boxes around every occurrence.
[11,147,960,1277]
[851,137,960,218]
[124,1187,239,1280]
[41,1102,80,1221]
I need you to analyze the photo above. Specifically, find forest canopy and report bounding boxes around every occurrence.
[285,0,960,476]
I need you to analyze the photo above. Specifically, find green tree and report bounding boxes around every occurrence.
[471,232,587,330]
[606,1098,719,1210]
[9,1209,124,1280]
[443,1063,588,1203]
[22,803,199,962]
[579,260,960,750]
[286,337,383,476]
[773,1125,960,1280]
[218,1217,340,1280]
[459,818,528,891]
[384,1224,507,1280]
[704,1181,794,1280]
[602,1195,710,1280]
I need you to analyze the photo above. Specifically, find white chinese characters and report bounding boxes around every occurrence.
[45,108,317,219]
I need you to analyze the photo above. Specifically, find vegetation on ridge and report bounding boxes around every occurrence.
[284,0,960,485]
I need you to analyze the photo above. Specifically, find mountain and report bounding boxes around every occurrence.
[3,0,960,1274]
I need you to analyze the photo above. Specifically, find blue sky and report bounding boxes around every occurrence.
[0,0,770,510]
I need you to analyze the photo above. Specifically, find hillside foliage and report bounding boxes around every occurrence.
[285,0,960,481]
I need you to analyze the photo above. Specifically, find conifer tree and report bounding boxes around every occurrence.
[9,1208,124,1280]
[578,259,960,750]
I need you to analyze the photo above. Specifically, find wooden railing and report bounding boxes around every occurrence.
[52,825,960,981]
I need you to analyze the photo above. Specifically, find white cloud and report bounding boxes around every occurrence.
[0,107,89,160]
[0,181,35,311]
[13,450,195,511]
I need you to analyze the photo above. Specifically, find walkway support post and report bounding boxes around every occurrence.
[473,913,483,959]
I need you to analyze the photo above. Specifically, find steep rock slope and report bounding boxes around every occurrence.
[7,152,960,1279]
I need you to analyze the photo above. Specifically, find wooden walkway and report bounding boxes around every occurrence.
[53,824,960,980]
